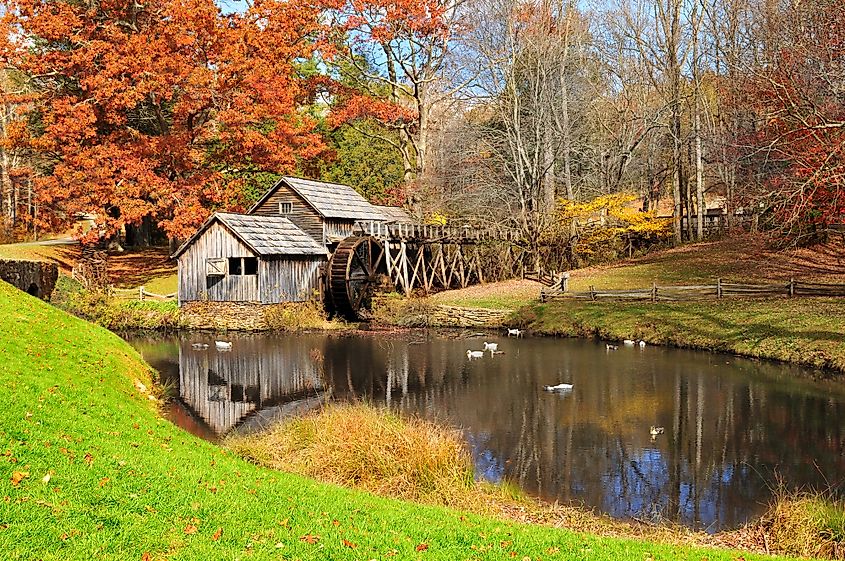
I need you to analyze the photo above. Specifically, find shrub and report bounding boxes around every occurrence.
[61,288,182,330]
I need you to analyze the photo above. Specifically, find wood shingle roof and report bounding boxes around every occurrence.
[248,176,386,221]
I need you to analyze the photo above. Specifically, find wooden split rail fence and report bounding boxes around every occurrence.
[541,278,845,303]
[112,286,176,301]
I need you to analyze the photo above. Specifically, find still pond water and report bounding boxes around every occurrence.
[126,330,845,532]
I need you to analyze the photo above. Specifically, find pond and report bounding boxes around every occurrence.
[126,330,845,532]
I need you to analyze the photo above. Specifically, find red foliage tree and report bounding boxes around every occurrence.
[0,0,326,240]
[735,0,845,237]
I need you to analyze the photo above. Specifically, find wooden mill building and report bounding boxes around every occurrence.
[172,212,328,305]
[173,177,410,306]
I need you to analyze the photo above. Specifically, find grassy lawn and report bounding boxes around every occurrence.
[428,234,845,311]
[0,280,793,561]
[566,234,845,291]
[517,298,845,373]
[429,279,541,309]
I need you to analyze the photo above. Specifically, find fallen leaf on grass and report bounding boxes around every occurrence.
[84,453,93,466]
[300,534,320,544]
[184,524,198,535]
[10,471,28,487]
[212,527,223,541]
[415,543,429,552]
[546,546,560,554]
[98,477,109,487]
[141,553,151,561]
[342,539,357,548]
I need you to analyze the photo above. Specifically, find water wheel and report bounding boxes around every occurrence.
[326,236,386,319]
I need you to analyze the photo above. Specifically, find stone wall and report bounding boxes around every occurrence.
[428,305,514,327]
[0,259,59,300]
[181,301,273,330]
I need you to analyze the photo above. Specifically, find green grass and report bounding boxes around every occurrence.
[428,280,541,310]
[141,273,178,296]
[0,280,795,560]
[517,298,845,373]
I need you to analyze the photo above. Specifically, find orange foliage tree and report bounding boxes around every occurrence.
[0,0,327,240]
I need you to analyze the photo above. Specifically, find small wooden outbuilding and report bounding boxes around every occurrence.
[248,176,387,244]
[172,212,328,305]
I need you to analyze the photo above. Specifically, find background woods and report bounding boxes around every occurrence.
[0,0,841,261]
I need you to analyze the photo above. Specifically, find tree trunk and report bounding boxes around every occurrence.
[692,0,705,240]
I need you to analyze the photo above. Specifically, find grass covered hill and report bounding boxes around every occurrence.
[0,280,792,560]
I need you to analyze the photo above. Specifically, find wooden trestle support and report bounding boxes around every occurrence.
[325,221,530,319]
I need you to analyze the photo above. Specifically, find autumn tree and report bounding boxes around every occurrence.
[324,0,467,201]
[0,0,326,241]
[734,0,845,239]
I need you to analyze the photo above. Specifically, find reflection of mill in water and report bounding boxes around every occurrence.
[177,338,326,435]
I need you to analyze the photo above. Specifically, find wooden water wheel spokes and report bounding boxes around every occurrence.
[327,236,385,319]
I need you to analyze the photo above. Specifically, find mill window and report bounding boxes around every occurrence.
[228,257,242,275]
[227,257,258,276]
[279,202,293,214]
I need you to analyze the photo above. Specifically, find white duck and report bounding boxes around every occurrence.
[215,341,233,351]
[191,343,209,350]
[649,426,665,439]
[506,328,523,337]
[543,383,573,392]
[638,340,646,348]
[466,350,484,359]
[483,342,499,352]
[623,339,635,346]
[606,343,618,351]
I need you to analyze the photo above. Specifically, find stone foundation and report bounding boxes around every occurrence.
[0,259,59,300]
[180,300,513,330]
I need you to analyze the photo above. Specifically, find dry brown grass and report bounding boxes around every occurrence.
[720,493,845,559]
[228,404,476,506]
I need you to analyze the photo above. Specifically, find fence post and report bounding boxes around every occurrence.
[139,285,145,301]
[789,277,795,297]
[589,284,596,301]
[717,278,722,299]
[652,282,657,303]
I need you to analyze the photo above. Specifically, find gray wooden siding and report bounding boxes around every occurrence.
[251,186,325,244]
[324,219,355,242]
[178,339,323,434]
[177,222,258,303]
[259,256,325,303]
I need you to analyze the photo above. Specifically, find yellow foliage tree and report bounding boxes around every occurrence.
[547,193,672,264]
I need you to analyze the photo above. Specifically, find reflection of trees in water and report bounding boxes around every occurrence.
[131,332,845,531]
[321,337,845,529]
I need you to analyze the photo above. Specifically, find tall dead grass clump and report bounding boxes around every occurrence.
[228,404,475,506]
[740,491,845,559]
[262,299,348,331]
